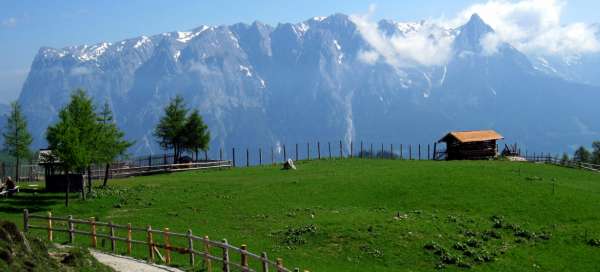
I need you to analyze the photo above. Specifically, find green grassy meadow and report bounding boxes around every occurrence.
[1,159,600,271]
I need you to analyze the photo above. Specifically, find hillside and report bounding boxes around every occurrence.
[0,220,114,272]
[2,159,600,271]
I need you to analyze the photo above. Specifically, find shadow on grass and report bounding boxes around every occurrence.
[0,191,67,214]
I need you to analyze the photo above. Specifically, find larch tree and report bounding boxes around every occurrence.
[573,146,591,163]
[96,102,132,187]
[46,89,97,206]
[184,109,210,161]
[154,95,188,163]
[2,101,33,182]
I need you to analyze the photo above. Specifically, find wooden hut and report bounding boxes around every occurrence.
[438,130,503,160]
[38,149,83,192]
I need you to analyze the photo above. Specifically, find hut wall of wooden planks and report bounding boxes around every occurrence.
[438,130,504,160]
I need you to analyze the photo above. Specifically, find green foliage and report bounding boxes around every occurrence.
[154,95,188,161]
[591,141,600,165]
[560,153,570,165]
[46,90,98,172]
[95,102,132,164]
[2,101,33,180]
[184,110,210,159]
[573,146,591,163]
[154,95,210,161]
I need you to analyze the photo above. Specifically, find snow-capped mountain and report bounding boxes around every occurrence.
[18,14,600,155]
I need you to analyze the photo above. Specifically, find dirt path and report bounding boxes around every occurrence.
[90,249,184,272]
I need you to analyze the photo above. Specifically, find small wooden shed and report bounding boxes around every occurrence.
[438,130,503,160]
[38,149,83,192]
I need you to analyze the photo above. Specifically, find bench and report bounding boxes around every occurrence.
[0,186,19,198]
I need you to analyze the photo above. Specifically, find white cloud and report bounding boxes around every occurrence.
[447,0,600,55]
[357,50,380,64]
[350,5,454,68]
[480,33,503,56]
[1,17,17,28]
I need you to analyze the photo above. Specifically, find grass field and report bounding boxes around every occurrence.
[1,159,600,271]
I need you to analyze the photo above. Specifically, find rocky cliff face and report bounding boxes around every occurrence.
[18,14,600,155]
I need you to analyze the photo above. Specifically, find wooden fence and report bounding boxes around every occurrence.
[87,160,232,180]
[0,162,44,182]
[222,141,447,167]
[23,209,306,272]
[525,155,600,172]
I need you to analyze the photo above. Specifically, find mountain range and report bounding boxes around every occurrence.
[16,13,600,156]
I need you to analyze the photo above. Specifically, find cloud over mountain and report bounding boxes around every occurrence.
[447,0,600,56]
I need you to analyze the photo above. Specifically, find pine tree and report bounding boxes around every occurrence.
[2,101,33,182]
[46,89,98,206]
[592,141,600,165]
[154,95,188,162]
[573,146,591,163]
[560,153,570,165]
[96,102,132,187]
[184,110,210,160]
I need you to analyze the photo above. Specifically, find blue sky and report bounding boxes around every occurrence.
[0,0,597,103]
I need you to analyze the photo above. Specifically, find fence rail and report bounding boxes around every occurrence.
[525,155,600,172]
[23,209,306,272]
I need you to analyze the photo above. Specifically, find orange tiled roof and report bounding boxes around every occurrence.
[440,130,504,143]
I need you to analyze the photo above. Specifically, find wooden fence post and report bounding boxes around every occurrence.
[220,149,223,161]
[147,225,155,262]
[370,144,373,159]
[400,144,403,160]
[204,236,212,272]
[339,140,343,158]
[381,144,384,159]
[222,239,230,272]
[259,148,262,166]
[164,228,172,264]
[433,143,437,160]
[276,258,284,272]
[390,144,393,159]
[187,229,195,266]
[90,217,97,248]
[307,142,310,160]
[205,151,208,161]
[283,145,287,162]
[232,148,236,167]
[318,142,321,160]
[109,221,116,253]
[328,142,332,159]
[418,144,421,160]
[350,141,353,158]
[271,147,274,165]
[261,252,269,272]
[47,212,53,242]
[295,144,299,161]
[23,209,29,233]
[127,223,132,256]
[360,141,364,158]
[428,144,430,160]
[246,148,250,167]
[409,145,412,160]
[240,244,249,272]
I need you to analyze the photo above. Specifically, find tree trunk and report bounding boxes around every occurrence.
[65,171,70,207]
[15,156,20,183]
[87,166,92,194]
[102,163,110,187]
